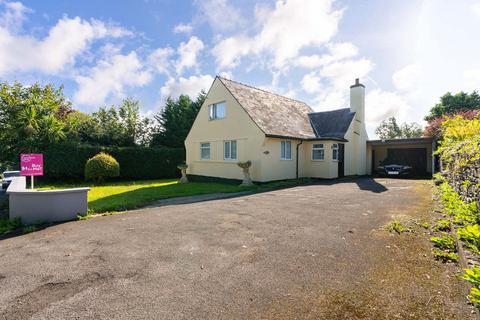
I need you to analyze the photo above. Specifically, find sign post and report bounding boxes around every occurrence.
[20,154,43,189]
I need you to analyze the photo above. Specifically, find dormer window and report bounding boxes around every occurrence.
[209,102,226,120]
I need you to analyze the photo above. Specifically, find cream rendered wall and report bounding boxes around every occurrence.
[257,138,298,181]
[185,78,265,181]
[301,141,339,179]
[344,118,367,176]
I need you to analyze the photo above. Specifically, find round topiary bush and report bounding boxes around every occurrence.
[85,152,120,182]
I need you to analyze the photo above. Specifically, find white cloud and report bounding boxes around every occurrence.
[365,89,411,131]
[472,3,480,17]
[175,36,204,75]
[74,52,152,106]
[160,74,213,101]
[0,0,32,31]
[392,64,421,91]
[173,23,193,34]
[212,0,343,70]
[148,47,174,75]
[0,16,131,76]
[301,72,322,94]
[195,0,244,33]
[295,42,358,69]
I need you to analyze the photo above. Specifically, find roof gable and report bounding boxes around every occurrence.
[218,77,316,139]
[308,108,355,140]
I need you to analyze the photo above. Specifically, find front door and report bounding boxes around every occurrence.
[338,143,345,178]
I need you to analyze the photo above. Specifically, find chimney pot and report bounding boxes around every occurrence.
[355,78,359,85]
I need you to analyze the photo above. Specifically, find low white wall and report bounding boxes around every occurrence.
[7,177,90,224]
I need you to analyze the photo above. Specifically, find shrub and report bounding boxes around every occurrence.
[432,248,458,263]
[430,234,456,251]
[438,182,479,225]
[458,224,480,254]
[383,221,411,234]
[434,219,451,231]
[461,266,480,304]
[85,152,120,182]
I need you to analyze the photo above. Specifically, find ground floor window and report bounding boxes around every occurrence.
[224,140,237,160]
[332,143,339,161]
[200,142,210,160]
[281,141,292,160]
[312,143,324,160]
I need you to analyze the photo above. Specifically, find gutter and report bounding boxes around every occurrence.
[296,140,303,180]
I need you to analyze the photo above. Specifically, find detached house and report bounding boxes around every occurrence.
[184,77,369,182]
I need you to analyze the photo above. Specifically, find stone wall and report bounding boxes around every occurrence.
[444,158,480,206]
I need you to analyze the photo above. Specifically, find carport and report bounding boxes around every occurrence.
[366,137,435,176]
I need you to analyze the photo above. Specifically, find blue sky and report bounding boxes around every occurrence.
[1,0,480,137]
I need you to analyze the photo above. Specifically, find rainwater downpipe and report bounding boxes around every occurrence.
[296,140,303,180]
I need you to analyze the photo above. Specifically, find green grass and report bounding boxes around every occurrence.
[40,179,259,214]
[39,178,313,215]
[0,217,21,234]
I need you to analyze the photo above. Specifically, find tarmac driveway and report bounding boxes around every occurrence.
[0,178,474,319]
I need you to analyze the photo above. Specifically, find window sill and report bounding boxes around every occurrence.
[311,159,325,162]
[280,158,293,161]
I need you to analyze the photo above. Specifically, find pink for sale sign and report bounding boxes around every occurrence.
[20,154,43,176]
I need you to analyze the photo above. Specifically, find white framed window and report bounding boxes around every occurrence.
[332,143,339,161]
[200,142,210,160]
[209,102,226,120]
[280,141,292,160]
[312,143,324,160]
[224,140,237,160]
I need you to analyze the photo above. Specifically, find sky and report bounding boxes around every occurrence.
[1,0,479,138]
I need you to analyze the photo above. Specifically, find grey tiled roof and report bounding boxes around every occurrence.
[219,77,316,139]
[308,108,355,140]
[218,77,354,141]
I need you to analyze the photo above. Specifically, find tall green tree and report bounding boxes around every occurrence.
[375,117,423,139]
[151,91,206,148]
[0,82,70,164]
[68,98,153,147]
[425,91,480,121]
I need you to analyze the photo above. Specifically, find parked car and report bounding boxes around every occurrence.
[377,160,412,176]
[2,170,20,189]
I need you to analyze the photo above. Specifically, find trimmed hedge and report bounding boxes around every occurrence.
[85,152,120,182]
[40,144,184,180]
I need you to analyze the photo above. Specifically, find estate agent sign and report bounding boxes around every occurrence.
[20,154,43,188]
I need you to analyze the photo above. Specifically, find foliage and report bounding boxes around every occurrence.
[69,98,153,147]
[383,220,411,234]
[438,182,479,225]
[425,91,480,121]
[461,266,480,304]
[375,117,423,139]
[431,248,458,262]
[22,225,37,234]
[41,179,256,213]
[424,109,479,139]
[434,219,450,231]
[458,224,480,254]
[41,144,184,180]
[0,81,70,166]
[430,234,456,251]
[151,92,206,148]
[0,217,21,234]
[85,153,120,182]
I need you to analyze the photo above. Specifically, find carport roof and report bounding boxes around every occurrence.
[367,137,434,146]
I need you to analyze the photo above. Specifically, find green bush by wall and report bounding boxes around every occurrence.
[40,144,184,180]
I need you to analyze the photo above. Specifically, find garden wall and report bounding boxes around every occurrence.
[444,157,480,205]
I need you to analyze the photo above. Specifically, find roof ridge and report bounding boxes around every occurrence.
[217,76,311,108]
[308,108,351,115]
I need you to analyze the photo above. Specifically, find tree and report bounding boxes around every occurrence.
[425,91,480,121]
[151,91,206,148]
[68,98,153,147]
[0,82,71,164]
[424,109,480,139]
[375,117,423,139]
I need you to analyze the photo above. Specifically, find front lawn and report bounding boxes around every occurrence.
[40,179,256,214]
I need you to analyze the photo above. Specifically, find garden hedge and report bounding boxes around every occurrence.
[39,144,185,180]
